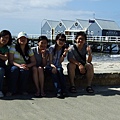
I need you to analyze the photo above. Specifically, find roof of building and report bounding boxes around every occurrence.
[76,19,89,29]
[95,19,120,30]
[61,20,75,29]
[47,20,59,28]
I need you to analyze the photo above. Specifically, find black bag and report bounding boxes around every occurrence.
[73,45,86,65]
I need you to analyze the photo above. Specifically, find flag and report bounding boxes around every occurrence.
[89,19,95,23]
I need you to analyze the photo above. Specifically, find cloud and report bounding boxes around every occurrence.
[0,0,72,13]
[0,0,93,20]
[30,0,72,8]
[0,0,94,34]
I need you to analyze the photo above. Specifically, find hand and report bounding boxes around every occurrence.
[20,64,29,70]
[52,67,57,74]
[62,48,69,57]
[64,48,69,53]
[87,45,92,55]
[78,64,86,74]
[41,50,46,58]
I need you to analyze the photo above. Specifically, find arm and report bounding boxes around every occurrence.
[49,53,56,68]
[9,53,21,68]
[69,58,82,67]
[0,52,8,61]
[59,48,69,63]
[86,45,92,63]
[41,50,48,67]
[27,55,36,68]
[49,53,57,74]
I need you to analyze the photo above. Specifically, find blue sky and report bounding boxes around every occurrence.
[0,0,120,35]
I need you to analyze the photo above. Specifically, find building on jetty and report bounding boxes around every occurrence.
[40,18,120,53]
[41,18,120,38]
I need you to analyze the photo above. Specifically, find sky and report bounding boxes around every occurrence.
[0,0,120,35]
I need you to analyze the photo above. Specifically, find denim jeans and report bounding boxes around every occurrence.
[50,67,66,94]
[0,67,5,91]
[8,66,30,93]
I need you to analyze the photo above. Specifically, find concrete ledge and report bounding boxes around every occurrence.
[3,73,120,93]
[44,72,120,91]
[93,73,120,85]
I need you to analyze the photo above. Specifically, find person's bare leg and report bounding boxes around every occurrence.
[85,63,94,86]
[38,67,45,96]
[67,63,76,86]
[32,66,40,95]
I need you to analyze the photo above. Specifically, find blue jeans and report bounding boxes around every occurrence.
[8,66,30,93]
[49,67,66,94]
[0,67,5,91]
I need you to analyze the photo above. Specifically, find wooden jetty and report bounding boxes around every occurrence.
[12,35,120,53]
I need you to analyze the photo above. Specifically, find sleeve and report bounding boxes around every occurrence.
[49,46,54,54]
[4,46,9,53]
[9,45,15,54]
[28,48,34,57]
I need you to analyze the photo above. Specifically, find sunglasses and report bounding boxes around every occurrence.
[59,38,66,42]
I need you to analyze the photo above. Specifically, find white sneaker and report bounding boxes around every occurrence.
[0,91,4,98]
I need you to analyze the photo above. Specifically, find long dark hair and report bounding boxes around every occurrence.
[15,38,30,57]
[53,33,66,56]
[0,30,12,46]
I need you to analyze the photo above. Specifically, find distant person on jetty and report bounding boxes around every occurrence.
[32,36,48,97]
[67,31,94,93]
[46,33,68,98]
[0,30,12,98]
[6,32,36,96]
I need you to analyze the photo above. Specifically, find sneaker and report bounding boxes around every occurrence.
[0,91,4,98]
[6,92,13,97]
[56,93,64,99]
[62,92,69,97]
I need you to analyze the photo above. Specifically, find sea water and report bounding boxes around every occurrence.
[64,52,120,63]
[92,53,120,62]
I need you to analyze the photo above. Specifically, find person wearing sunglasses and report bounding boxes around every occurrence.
[46,33,68,98]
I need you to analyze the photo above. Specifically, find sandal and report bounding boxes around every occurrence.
[41,93,46,97]
[34,92,40,97]
[86,86,94,93]
[69,86,77,93]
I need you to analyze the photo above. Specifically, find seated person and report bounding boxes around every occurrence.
[46,33,68,98]
[7,32,36,96]
[0,30,12,98]
[67,31,94,93]
[32,36,48,97]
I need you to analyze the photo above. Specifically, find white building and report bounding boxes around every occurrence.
[41,18,120,40]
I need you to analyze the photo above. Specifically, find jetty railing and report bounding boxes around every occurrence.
[12,34,120,43]
[12,35,120,53]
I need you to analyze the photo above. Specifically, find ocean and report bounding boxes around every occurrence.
[92,52,120,62]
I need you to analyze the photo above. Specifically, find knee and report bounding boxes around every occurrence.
[38,66,44,73]
[67,63,76,71]
[85,63,94,71]
[11,66,19,73]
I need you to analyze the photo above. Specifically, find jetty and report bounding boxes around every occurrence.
[14,34,120,53]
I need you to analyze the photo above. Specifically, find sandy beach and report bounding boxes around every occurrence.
[62,61,120,74]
